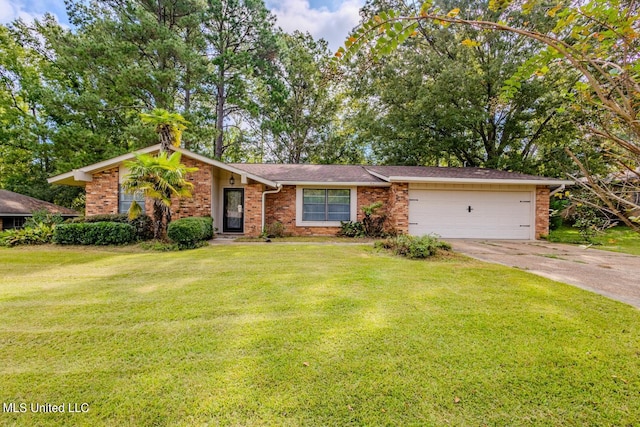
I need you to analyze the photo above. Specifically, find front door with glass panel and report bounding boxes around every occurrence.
[223,188,244,233]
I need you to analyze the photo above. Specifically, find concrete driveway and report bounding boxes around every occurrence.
[450,240,640,309]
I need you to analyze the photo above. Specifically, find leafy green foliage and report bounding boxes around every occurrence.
[348,0,579,173]
[377,234,452,258]
[140,109,190,151]
[24,209,65,228]
[338,221,366,237]
[254,31,354,163]
[71,214,153,241]
[0,224,55,247]
[572,205,611,244]
[122,151,197,239]
[549,192,570,230]
[167,216,213,249]
[262,221,286,238]
[53,222,136,245]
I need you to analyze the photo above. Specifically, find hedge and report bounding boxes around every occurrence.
[53,222,136,245]
[71,214,153,241]
[167,217,213,249]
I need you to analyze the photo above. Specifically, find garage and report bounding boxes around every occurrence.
[408,188,534,239]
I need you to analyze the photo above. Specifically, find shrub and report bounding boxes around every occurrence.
[167,216,213,249]
[376,234,452,259]
[338,202,392,238]
[53,222,136,245]
[263,221,286,238]
[0,224,55,247]
[25,209,65,228]
[549,193,570,231]
[338,221,366,237]
[71,214,153,241]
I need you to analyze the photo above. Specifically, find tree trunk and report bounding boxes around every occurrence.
[153,200,165,240]
[215,81,225,159]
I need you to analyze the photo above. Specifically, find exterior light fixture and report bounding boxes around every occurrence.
[229,174,235,185]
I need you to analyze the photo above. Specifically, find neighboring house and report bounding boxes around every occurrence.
[0,189,79,231]
[48,144,572,239]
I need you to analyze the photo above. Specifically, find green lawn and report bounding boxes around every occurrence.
[1,244,639,426]
[548,225,640,255]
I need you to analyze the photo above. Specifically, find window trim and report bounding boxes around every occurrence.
[296,186,357,227]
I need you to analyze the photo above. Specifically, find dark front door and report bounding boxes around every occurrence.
[223,188,244,233]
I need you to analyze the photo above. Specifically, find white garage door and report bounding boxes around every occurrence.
[408,190,534,239]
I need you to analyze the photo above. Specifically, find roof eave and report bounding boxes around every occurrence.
[276,181,391,187]
[388,176,575,186]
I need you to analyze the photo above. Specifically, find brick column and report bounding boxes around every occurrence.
[244,183,264,237]
[85,168,119,216]
[388,183,409,235]
[535,186,550,239]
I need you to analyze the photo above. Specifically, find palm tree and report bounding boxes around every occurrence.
[139,109,190,152]
[122,151,198,239]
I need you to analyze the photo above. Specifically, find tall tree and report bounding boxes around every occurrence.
[203,0,278,159]
[349,0,580,174]
[255,31,347,163]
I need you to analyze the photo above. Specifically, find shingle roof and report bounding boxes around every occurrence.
[230,163,569,184]
[0,190,78,216]
[230,164,386,183]
[365,165,558,181]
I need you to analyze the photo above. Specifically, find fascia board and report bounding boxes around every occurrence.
[389,176,575,186]
[276,181,391,187]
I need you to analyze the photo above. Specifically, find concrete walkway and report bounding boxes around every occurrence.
[451,240,640,308]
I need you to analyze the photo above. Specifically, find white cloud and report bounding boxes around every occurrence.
[0,0,20,23]
[268,0,364,52]
[0,0,66,25]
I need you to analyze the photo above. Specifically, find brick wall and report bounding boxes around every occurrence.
[86,167,119,216]
[244,183,264,237]
[86,158,213,220]
[357,187,390,222]
[265,185,296,233]
[263,185,399,237]
[535,186,550,239]
[388,183,409,235]
[171,157,213,219]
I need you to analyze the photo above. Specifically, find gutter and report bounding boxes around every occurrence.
[262,184,283,233]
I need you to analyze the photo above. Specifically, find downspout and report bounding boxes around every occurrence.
[262,184,283,233]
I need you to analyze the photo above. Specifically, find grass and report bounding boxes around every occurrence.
[1,244,639,426]
[548,225,640,255]
[233,236,376,243]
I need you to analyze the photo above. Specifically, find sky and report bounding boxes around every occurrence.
[0,0,364,51]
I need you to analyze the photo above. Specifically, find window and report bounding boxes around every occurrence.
[1,217,26,230]
[119,185,145,214]
[302,189,350,222]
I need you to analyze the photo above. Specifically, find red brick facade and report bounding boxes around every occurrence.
[82,159,552,240]
[171,157,213,219]
[388,183,409,235]
[86,168,119,216]
[535,185,550,239]
[85,158,213,220]
[244,183,264,237]
[262,184,411,237]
